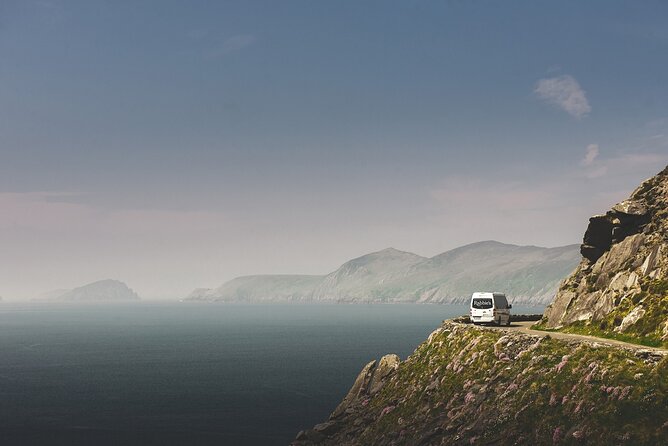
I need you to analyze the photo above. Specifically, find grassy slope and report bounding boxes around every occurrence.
[342,324,667,445]
[535,279,668,349]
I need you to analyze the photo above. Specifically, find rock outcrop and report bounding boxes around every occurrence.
[293,322,668,445]
[292,166,668,445]
[542,165,668,346]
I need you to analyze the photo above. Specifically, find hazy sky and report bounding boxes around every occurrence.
[1,1,667,299]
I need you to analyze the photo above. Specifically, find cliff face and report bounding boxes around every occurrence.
[293,322,668,445]
[542,166,668,346]
[292,168,668,445]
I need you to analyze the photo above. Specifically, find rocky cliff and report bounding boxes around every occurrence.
[542,165,668,347]
[185,242,579,305]
[292,168,668,445]
[293,322,667,445]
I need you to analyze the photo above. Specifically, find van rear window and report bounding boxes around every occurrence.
[472,298,493,309]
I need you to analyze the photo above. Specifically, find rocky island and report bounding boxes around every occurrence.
[41,279,141,302]
[292,166,668,445]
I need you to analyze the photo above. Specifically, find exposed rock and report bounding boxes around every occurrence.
[543,165,668,344]
[590,233,645,288]
[612,199,648,216]
[330,360,377,419]
[581,215,615,262]
[330,354,401,420]
[313,422,339,436]
[641,245,661,276]
[292,166,668,446]
[617,306,646,332]
[292,322,668,445]
[368,354,400,395]
[580,203,649,264]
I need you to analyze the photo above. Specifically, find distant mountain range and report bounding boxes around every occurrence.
[185,241,580,305]
[37,279,140,301]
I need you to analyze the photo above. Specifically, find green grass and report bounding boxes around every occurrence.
[533,279,668,349]
[350,323,668,445]
[532,321,665,348]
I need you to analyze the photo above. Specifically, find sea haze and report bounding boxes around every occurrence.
[0,302,542,445]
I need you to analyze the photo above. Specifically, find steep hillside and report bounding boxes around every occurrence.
[400,242,579,304]
[292,168,668,445]
[541,165,668,347]
[185,242,579,304]
[51,279,140,301]
[310,248,428,303]
[293,322,668,445]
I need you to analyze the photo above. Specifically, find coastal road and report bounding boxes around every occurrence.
[494,321,668,354]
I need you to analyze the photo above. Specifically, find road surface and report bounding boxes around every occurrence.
[479,320,667,354]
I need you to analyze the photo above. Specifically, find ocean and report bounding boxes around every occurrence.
[0,302,542,445]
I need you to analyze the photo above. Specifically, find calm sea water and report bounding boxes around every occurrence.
[0,302,542,445]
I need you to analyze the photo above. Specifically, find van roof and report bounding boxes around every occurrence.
[471,292,505,298]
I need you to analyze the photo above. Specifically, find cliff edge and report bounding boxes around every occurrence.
[541,165,668,347]
[293,322,667,445]
[292,167,668,445]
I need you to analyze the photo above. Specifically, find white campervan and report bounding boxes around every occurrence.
[470,292,512,326]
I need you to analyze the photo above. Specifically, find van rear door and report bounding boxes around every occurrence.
[492,293,510,325]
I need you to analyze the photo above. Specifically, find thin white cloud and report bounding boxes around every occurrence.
[580,143,606,178]
[207,34,256,58]
[534,75,591,118]
[581,143,599,166]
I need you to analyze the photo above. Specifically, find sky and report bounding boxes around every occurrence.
[1,0,667,299]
